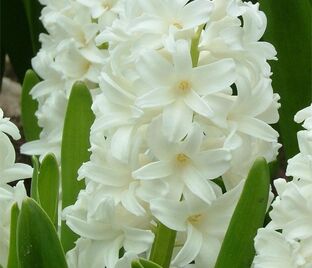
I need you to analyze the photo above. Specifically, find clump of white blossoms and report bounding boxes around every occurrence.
[253,104,312,268]
[20,0,280,267]
[0,108,32,267]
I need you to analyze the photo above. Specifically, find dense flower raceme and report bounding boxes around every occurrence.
[253,104,312,268]
[0,108,32,267]
[18,0,281,267]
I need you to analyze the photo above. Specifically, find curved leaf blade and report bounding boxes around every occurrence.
[7,203,19,268]
[60,82,94,252]
[259,0,312,159]
[2,0,33,82]
[21,70,41,141]
[38,153,59,228]
[215,157,270,268]
[17,198,67,268]
[30,156,40,202]
[22,0,44,53]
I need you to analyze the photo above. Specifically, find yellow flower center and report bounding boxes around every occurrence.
[177,80,191,92]
[176,153,189,164]
[172,21,183,29]
[188,214,203,224]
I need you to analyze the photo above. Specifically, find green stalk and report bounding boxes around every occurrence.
[149,222,176,268]
[190,24,204,67]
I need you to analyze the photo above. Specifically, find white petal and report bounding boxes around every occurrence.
[104,236,124,268]
[180,122,203,156]
[237,116,279,142]
[137,50,173,87]
[121,183,146,216]
[162,100,193,142]
[111,126,133,163]
[0,163,33,184]
[147,117,176,160]
[172,40,192,76]
[132,161,174,180]
[135,87,175,108]
[184,90,214,117]
[182,165,216,204]
[123,227,154,253]
[179,0,213,29]
[192,149,232,179]
[192,59,236,94]
[172,224,203,266]
[65,215,117,240]
[0,120,20,140]
[150,198,188,231]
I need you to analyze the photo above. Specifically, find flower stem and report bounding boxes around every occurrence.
[149,221,177,268]
[190,24,204,67]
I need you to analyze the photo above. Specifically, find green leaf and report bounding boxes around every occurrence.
[215,157,270,268]
[61,82,95,253]
[30,156,40,202]
[132,260,144,268]
[22,0,44,53]
[132,259,163,268]
[37,153,59,228]
[259,0,312,159]
[21,70,41,141]
[2,0,34,82]
[17,198,67,268]
[149,222,176,268]
[7,203,19,268]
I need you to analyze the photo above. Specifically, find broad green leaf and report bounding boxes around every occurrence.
[17,198,67,268]
[38,153,59,228]
[259,0,312,159]
[21,70,41,141]
[7,203,19,268]
[22,0,44,53]
[61,82,95,252]
[215,157,270,268]
[30,156,40,202]
[132,259,163,268]
[149,222,176,268]
[2,0,33,82]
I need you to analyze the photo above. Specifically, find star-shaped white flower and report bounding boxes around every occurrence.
[133,117,231,203]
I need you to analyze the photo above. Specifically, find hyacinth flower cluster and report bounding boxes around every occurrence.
[0,109,32,268]
[1,0,296,267]
[253,104,312,268]
[17,0,281,267]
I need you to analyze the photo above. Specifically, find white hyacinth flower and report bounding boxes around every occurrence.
[254,104,312,267]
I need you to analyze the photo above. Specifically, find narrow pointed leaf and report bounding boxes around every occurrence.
[22,0,44,53]
[7,203,19,268]
[149,222,176,268]
[30,156,40,202]
[38,153,59,228]
[259,0,311,159]
[21,70,41,141]
[215,157,270,268]
[61,82,94,252]
[2,0,33,82]
[17,198,67,268]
